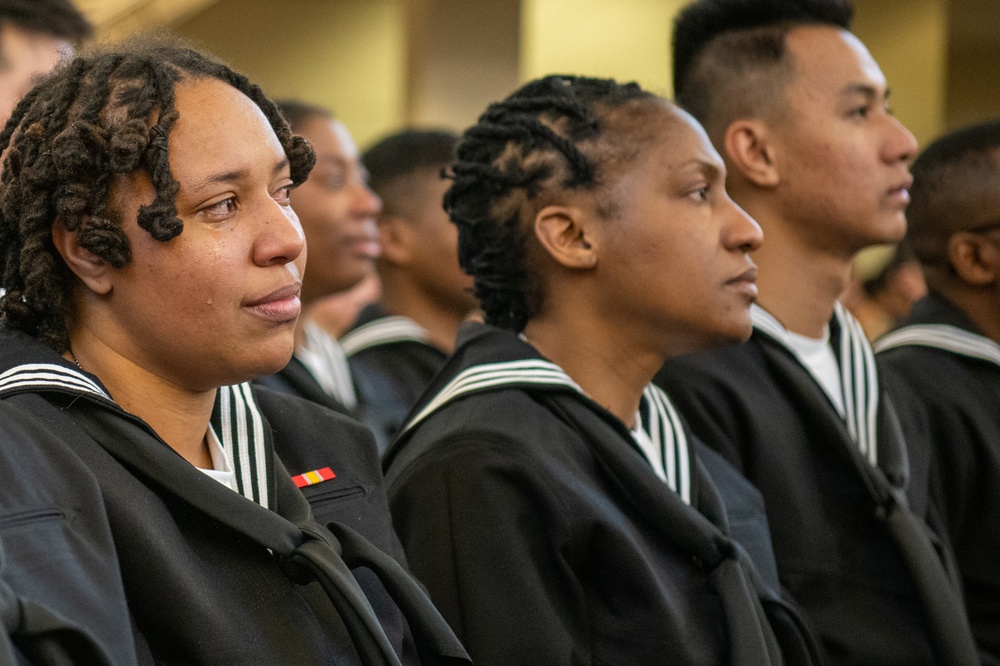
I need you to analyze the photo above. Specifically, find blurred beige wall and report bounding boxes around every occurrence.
[853,0,948,147]
[172,0,519,148]
[174,0,407,148]
[946,0,1000,131]
[404,0,520,134]
[88,0,995,149]
[520,0,685,97]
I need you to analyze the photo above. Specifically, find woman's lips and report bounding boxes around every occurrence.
[244,283,301,322]
[726,266,759,301]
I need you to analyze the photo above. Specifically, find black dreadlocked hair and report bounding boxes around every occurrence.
[906,118,1000,269]
[672,0,852,135]
[0,38,315,352]
[444,74,661,332]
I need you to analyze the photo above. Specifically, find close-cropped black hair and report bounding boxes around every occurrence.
[0,38,315,351]
[673,0,853,93]
[672,0,852,131]
[0,0,93,47]
[906,119,1000,267]
[444,74,662,332]
[362,128,458,199]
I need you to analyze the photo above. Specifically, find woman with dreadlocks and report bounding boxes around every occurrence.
[383,75,822,665]
[0,40,467,665]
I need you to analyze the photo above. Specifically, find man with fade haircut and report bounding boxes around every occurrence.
[876,119,1000,663]
[0,0,92,126]
[340,129,477,451]
[655,0,979,663]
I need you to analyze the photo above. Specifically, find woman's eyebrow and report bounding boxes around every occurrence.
[189,158,291,191]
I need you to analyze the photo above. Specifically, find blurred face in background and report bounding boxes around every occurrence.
[384,167,476,315]
[0,22,72,126]
[290,116,382,304]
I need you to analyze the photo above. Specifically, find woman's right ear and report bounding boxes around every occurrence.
[51,219,113,295]
[533,205,598,270]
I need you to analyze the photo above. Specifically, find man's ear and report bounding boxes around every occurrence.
[723,119,780,188]
[949,232,1000,287]
[376,214,413,266]
[50,220,113,295]
[533,205,598,270]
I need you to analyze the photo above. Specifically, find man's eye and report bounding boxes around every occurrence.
[689,185,709,202]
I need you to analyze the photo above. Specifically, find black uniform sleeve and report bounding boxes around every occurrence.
[0,401,135,665]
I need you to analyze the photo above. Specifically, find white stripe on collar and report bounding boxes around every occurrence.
[0,363,110,400]
[0,364,271,510]
[402,358,691,503]
[639,384,691,505]
[874,323,1000,367]
[213,383,271,509]
[752,303,879,467]
[340,316,430,357]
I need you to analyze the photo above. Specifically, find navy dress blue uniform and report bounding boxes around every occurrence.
[657,305,977,666]
[877,292,1000,664]
[341,303,450,453]
[385,323,821,666]
[0,326,467,665]
[0,401,135,665]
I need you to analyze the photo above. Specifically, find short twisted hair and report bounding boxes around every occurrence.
[0,39,315,351]
[444,74,662,331]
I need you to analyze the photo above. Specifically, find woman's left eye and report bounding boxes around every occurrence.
[204,197,237,216]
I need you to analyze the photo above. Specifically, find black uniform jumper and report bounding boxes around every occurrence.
[876,292,1000,663]
[657,303,978,666]
[0,326,468,666]
[256,321,397,454]
[0,401,135,665]
[385,323,820,666]
[341,303,450,453]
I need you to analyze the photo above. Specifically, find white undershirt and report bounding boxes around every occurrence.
[196,425,237,491]
[784,326,845,416]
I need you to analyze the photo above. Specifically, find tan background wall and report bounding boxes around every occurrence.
[174,0,407,147]
[89,0,997,150]
[405,0,520,133]
[520,0,686,97]
[852,0,948,147]
[945,0,1000,131]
